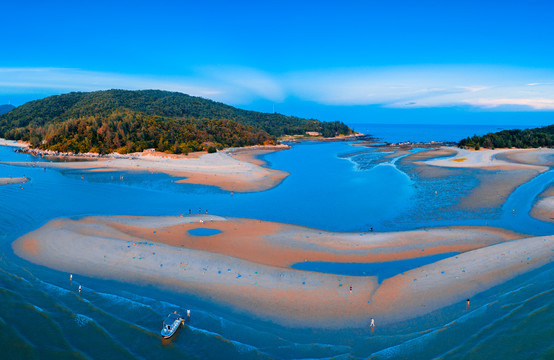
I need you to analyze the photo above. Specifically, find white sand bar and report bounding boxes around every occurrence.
[12,215,553,328]
[423,147,549,171]
[0,177,30,185]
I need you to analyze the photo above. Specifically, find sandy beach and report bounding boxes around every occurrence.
[13,215,552,328]
[0,145,290,192]
[0,176,30,185]
[0,138,30,148]
[226,144,291,166]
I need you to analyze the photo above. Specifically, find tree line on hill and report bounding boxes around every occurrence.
[458,125,554,150]
[0,90,353,154]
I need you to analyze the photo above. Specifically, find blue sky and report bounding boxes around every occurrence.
[1,0,554,124]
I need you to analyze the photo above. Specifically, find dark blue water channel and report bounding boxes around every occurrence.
[501,169,554,235]
[291,252,458,282]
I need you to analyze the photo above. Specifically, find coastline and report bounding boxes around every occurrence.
[226,144,291,167]
[0,142,291,193]
[4,140,554,329]
[14,215,551,328]
[0,138,30,148]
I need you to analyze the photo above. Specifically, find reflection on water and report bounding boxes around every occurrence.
[1,142,553,359]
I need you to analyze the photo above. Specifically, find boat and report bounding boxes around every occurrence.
[161,311,184,339]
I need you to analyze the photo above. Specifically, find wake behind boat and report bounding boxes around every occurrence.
[161,311,185,339]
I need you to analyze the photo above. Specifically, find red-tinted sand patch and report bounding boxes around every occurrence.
[19,237,40,256]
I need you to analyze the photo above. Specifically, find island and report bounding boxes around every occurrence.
[0,89,354,155]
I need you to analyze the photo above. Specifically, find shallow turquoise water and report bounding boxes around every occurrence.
[0,140,553,359]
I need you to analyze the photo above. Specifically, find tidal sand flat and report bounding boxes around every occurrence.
[421,147,547,171]
[1,146,289,192]
[496,148,554,167]
[13,215,552,328]
[414,147,551,208]
[0,176,29,185]
[531,185,554,222]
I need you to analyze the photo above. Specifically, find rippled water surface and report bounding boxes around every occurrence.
[1,137,553,359]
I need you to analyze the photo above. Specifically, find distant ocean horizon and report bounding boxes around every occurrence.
[349,123,542,144]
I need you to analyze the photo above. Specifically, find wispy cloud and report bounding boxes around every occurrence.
[1,66,554,111]
[466,98,554,110]
[283,66,554,110]
[196,66,285,103]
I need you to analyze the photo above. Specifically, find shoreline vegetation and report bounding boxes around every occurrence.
[14,215,551,328]
[458,124,554,149]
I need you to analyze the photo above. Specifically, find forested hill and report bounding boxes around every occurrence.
[0,104,15,115]
[458,125,554,149]
[0,90,353,154]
